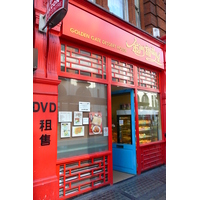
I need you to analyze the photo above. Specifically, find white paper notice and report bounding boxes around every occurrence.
[83,118,89,125]
[79,102,90,112]
[59,111,72,122]
[119,120,123,125]
[104,127,108,136]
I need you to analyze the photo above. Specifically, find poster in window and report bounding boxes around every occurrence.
[74,111,83,125]
[89,112,102,135]
[72,126,84,137]
[61,122,71,138]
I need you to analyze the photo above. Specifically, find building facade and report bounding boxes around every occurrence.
[88,0,166,38]
[33,0,166,199]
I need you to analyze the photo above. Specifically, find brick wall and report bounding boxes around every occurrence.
[142,0,166,37]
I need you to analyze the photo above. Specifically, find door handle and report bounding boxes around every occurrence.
[116,145,124,148]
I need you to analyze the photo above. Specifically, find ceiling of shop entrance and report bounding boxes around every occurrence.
[111,85,131,92]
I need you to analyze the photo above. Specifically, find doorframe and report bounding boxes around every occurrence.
[111,88,137,175]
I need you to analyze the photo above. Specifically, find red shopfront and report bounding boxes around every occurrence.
[33,1,166,199]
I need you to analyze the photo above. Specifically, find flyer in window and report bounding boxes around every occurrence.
[74,111,83,125]
[61,122,71,138]
[72,126,84,137]
[89,112,102,135]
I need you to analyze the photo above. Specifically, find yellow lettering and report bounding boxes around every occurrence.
[69,28,90,39]
[126,38,162,65]
[117,46,126,53]
[102,40,116,48]
[70,28,74,33]
[91,36,101,43]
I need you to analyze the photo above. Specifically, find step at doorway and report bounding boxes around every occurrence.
[113,170,135,184]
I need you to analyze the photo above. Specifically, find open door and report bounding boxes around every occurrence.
[112,88,137,175]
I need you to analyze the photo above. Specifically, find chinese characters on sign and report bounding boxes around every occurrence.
[126,38,162,66]
[33,101,56,146]
[40,120,52,131]
[40,134,51,146]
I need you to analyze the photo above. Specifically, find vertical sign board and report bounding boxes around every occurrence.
[45,0,68,29]
[33,96,57,180]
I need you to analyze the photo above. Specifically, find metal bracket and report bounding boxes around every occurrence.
[39,14,47,33]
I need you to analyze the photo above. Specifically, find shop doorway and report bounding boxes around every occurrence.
[111,86,137,183]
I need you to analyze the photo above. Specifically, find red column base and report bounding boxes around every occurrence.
[33,175,58,199]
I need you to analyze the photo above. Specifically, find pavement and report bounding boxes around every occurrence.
[70,165,166,200]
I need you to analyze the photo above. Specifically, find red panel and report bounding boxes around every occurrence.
[33,79,60,199]
[33,30,47,78]
[57,152,111,199]
[62,4,164,69]
[140,142,165,172]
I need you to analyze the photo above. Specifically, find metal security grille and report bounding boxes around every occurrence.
[137,67,159,89]
[60,44,106,79]
[57,155,109,199]
[111,59,134,85]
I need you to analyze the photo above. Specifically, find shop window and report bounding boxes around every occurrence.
[111,59,134,85]
[108,0,129,22]
[135,0,141,28]
[137,67,159,89]
[57,78,108,159]
[60,44,106,80]
[137,90,162,145]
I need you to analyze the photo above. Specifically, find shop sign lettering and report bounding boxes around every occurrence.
[69,28,126,53]
[33,101,56,146]
[126,38,162,66]
[40,134,51,146]
[33,102,56,112]
[40,120,52,131]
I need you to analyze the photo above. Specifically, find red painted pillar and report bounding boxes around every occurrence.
[107,57,113,184]
[160,41,166,164]
[33,0,61,198]
[33,78,60,200]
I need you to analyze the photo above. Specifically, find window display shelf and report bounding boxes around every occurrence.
[139,135,157,139]
[139,135,151,139]
[138,114,158,144]
[139,128,151,131]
